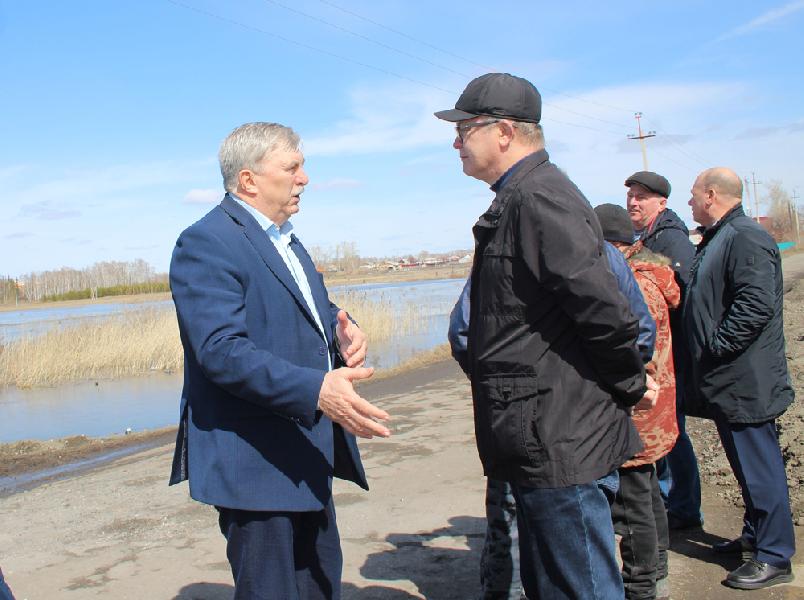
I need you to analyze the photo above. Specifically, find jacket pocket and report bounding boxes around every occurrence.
[477,376,544,466]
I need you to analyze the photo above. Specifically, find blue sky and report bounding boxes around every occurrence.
[1,1,803,275]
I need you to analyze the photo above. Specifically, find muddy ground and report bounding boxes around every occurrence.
[0,253,802,599]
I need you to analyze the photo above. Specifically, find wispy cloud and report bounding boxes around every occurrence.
[0,165,28,180]
[303,82,449,156]
[734,120,804,140]
[309,178,362,192]
[183,188,222,204]
[4,232,34,239]
[19,201,81,220]
[717,1,804,41]
[12,158,215,209]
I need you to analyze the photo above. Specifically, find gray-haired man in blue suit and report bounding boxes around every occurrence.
[169,122,391,599]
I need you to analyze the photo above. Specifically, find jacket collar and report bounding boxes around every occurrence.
[219,194,329,342]
[700,203,745,246]
[478,149,550,228]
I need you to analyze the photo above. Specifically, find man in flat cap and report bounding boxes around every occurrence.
[624,171,704,533]
[436,72,657,600]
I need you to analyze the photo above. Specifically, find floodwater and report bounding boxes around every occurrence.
[0,300,173,342]
[0,278,466,442]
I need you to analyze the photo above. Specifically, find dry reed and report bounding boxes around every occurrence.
[0,308,183,388]
[0,292,431,388]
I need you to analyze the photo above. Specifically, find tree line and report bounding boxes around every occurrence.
[3,259,168,305]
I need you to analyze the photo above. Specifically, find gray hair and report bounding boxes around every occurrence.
[218,122,301,193]
[511,121,544,147]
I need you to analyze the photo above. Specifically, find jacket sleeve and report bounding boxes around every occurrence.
[605,243,656,363]
[447,277,471,374]
[709,229,777,358]
[518,196,647,406]
[170,225,324,428]
[651,226,695,294]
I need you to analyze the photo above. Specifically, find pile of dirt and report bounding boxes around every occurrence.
[0,427,176,478]
[686,277,804,524]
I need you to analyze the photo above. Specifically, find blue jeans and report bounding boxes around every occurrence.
[512,473,624,600]
[480,479,523,600]
[0,568,14,600]
[659,412,703,523]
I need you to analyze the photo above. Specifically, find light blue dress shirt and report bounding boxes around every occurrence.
[231,194,332,371]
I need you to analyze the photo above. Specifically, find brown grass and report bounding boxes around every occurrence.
[0,308,183,388]
[0,292,431,388]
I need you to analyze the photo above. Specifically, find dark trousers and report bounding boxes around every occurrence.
[513,474,624,600]
[217,501,342,600]
[611,464,669,600]
[714,418,796,568]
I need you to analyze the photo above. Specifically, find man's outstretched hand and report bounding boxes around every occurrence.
[318,367,390,439]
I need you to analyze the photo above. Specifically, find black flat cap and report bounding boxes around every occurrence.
[434,73,541,123]
[625,171,671,198]
[594,203,635,245]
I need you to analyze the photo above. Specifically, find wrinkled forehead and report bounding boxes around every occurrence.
[627,183,661,199]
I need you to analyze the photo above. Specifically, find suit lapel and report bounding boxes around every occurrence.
[290,235,334,347]
[219,195,322,335]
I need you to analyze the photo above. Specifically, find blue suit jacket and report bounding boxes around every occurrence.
[169,194,368,511]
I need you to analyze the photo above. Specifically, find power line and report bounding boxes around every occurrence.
[164,1,687,142]
[315,0,497,72]
[165,0,457,94]
[263,0,633,130]
[640,117,710,167]
[263,0,474,79]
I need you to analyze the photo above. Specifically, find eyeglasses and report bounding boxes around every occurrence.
[455,119,500,142]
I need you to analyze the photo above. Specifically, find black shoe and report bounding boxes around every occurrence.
[667,513,703,530]
[713,537,754,554]
[723,558,794,590]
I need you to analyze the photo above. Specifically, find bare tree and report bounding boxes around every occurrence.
[762,182,797,242]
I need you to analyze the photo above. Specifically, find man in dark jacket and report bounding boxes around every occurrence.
[436,72,657,600]
[448,245,655,600]
[684,167,795,590]
[626,171,704,531]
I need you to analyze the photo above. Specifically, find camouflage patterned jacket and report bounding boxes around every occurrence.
[621,242,681,467]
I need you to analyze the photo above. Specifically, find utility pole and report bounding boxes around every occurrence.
[749,172,761,223]
[627,112,656,171]
[744,177,753,218]
[792,189,801,245]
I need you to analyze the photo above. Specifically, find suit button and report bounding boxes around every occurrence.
[319,347,326,355]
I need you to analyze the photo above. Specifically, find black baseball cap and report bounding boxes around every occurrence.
[625,171,671,198]
[594,204,635,245]
[434,73,541,123]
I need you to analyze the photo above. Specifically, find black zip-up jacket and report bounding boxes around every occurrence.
[681,204,794,422]
[467,150,646,488]
[640,208,695,296]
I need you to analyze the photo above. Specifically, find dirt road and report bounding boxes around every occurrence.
[1,252,803,599]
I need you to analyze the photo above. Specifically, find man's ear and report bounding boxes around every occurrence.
[498,121,515,149]
[238,169,257,194]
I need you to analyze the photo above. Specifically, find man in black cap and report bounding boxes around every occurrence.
[436,72,658,600]
[625,172,703,531]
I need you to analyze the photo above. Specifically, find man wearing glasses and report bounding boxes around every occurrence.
[436,73,657,599]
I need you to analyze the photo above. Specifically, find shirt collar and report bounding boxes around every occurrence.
[231,193,294,242]
[490,152,537,192]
